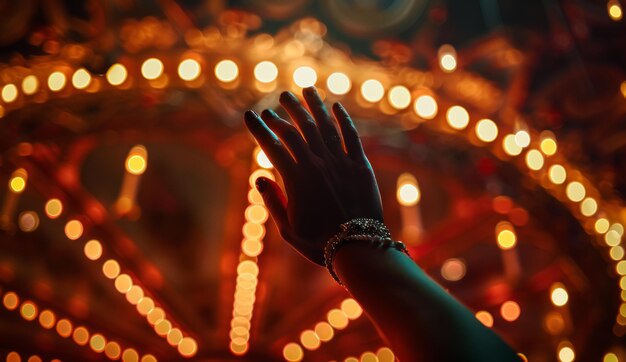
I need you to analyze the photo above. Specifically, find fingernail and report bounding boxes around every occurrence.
[255,177,267,193]
[245,110,260,120]
[268,109,279,117]
[334,102,345,111]
[281,91,297,102]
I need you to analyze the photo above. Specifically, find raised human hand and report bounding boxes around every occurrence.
[244,86,383,265]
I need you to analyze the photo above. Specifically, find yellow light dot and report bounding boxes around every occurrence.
[3,291,19,310]
[475,310,494,327]
[137,297,155,316]
[497,230,517,250]
[300,330,321,350]
[178,59,202,81]
[446,106,469,130]
[126,285,144,305]
[440,54,457,72]
[327,309,349,329]
[56,319,73,338]
[214,59,239,83]
[616,260,626,275]
[541,138,558,156]
[72,68,92,89]
[558,345,575,362]
[566,182,586,202]
[360,79,384,103]
[341,298,363,320]
[283,343,304,362]
[115,274,133,294]
[21,75,39,95]
[242,222,265,240]
[345,358,359,362]
[39,310,56,329]
[48,71,67,92]
[2,83,18,103]
[18,211,39,232]
[611,223,624,236]
[255,149,273,169]
[64,219,84,240]
[9,170,27,193]
[441,258,466,281]
[327,72,351,95]
[377,347,395,362]
[551,284,569,307]
[514,130,531,148]
[147,307,165,325]
[167,328,183,346]
[20,300,38,321]
[595,218,610,234]
[103,259,121,279]
[126,145,148,175]
[388,85,411,109]
[155,319,172,336]
[254,61,278,83]
[503,135,522,156]
[245,204,269,224]
[610,246,624,261]
[178,337,198,357]
[475,119,498,142]
[549,165,567,184]
[293,66,317,88]
[73,326,90,345]
[605,230,621,246]
[609,2,623,20]
[604,353,618,362]
[242,239,263,257]
[104,341,122,360]
[141,354,157,362]
[580,198,598,217]
[500,300,521,322]
[237,260,259,276]
[45,199,63,218]
[106,64,128,86]
[397,183,420,206]
[84,239,103,261]
[314,322,334,342]
[122,348,139,362]
[413,95,438,119]
[142,58,164,80]
[230,340,249,355]
[525,149,544,170]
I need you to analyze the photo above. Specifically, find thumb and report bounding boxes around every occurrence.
[255,177,290,237]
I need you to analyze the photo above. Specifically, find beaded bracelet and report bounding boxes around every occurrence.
[324,218,409,285]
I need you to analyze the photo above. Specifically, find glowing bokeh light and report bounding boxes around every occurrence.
[548,165,567,184]
[84,239,103,260]
[388,85,411,109]
[293,66,317,87]
[106,64,128,86]
[413,95,438,119]
[254,61,278,83]
[22,75,39,95]
[45,199,63,218]
[360,79,384,103]
[551,284,569,307]
[446,106,469,130]
[48,71,67,92]
[64,219,84,240]
[441,258,466,281]
[565,182,586,202]
[141,58,164,80]
[326,72,351,95]
[178,59,202,81]
[475,310,494,327]
[500,300,521,322]
[525,149,544,170]
[475,119,498,142]
[2,83,18,102]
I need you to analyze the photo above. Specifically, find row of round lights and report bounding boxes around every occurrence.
[228,150,273,356]
[5,351,60,362]
[282,298,366,362]
[2,289,153,361]
[328,347,396,362]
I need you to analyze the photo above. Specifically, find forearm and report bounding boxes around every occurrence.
[334,242,519,362]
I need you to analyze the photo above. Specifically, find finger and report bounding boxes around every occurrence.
[279,91,326,156]
[332,102,367,162]
[302,86,344,156]
[244,110,295,175]
[260,109,315,164]
[255,176,290,237]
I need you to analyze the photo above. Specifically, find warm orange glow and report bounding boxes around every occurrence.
[147,307,165,325]
[126,145,148,175]
[21,75,39,95]
[122,348,139,362]
[103,259,121,279]
[9,169,28,193]
[595,218,609,234]
[106,64,128,86]
[327,72,351,95]
[293,66,317,88]
[72,68,92,89]
[327,309,349,329]
[549,165,567,184]
[167,328,183,346]
[500,300,521,322]
[475,310,494,327]
[3,291,19,310]
[45,199,63,218]
[341,298,363,320]
[496,222,517,250]
[605,230,621,247]
[438,44,457,72]
[84,239,103,260]
[283,343,304,362]
[441,258,466,281]
[155,319,172,336]
[360,351,378,362]
[565,181,586,202]
[2,83,18,102]
[142,58,164,80]
[64,219,84,240]
[544,311,565,335]
[604,353,618,362]
[249,169,275,187]
[137,297,155,316]
[525,149,544,170]
[126,285,144,305]
[18,211,39,232]
[300,330,321,350]
[56,318,73,338]
[20,300,38,321]
[446,106,469,130]
[608,0,623,20]
[551,283,569,307]
[413,95,438,119]
[254,61,278,83]
[396,173,420,206]
[388,85,411,109]
[104,341,122,360]
[361,79,384,102]
[377,347,395,362]
[178,59,202,81]
[580,197,598,217]
[558,343,575,362]
[48,71,67,92]
[141,354,157,362]
[114,274,133,294]
[242,239,263,257]
[540,137,558,156]
[255,148,273,169]
[242,222,265,239]
[475,119,498,142]
[314,322,334,342]
[215,59,239,83]
[38,309,56,329]
[178,337,198,357]
[73,326,90,345]
[6,352,20,362]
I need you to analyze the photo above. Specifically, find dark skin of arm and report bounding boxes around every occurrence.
[244,86,520,362]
